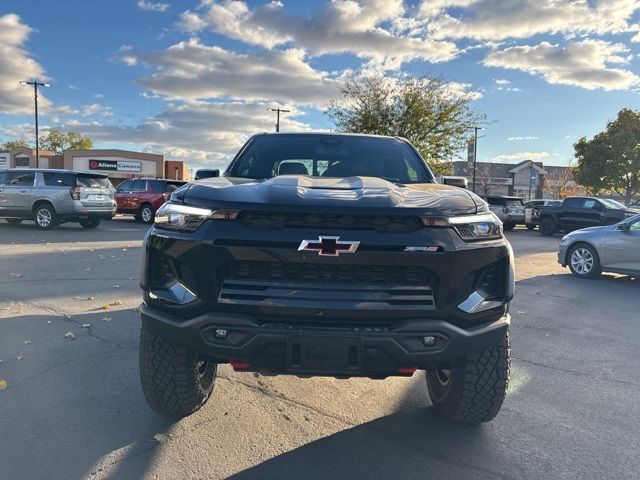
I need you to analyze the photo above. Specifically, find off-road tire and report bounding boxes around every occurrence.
[140,204,155,224]
[525,223,536,231]
[539,217,557,236]
[5,219,23,224]
[139,324,217,417]
[426,328,510,423]
[79,218,101,229]
[33,203,59,230]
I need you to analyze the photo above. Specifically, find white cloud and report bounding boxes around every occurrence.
[443,81,483,100]
[93,93,104,99]
[489,151,550,163]
[124,39,341,107]
[484,40,640,91]
[137,0,169,13]
[427,0,640,41]
[0,14,50,114]
[52,102,312,170]
[495,78,510,85]
[508,136,539,141]
[178,0,458,68]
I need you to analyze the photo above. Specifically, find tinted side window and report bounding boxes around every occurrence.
[149,181,165,193]
[0,172,6,186]
[7,172,35,186]
[117,181,132,192]
[487,198,506,206]
[131,180,147,192]
[43,172,76,187]
[563,198,583,208]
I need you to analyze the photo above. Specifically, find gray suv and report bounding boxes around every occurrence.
[0,169,116,230]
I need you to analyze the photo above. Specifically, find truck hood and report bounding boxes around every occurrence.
[179,176,483,216]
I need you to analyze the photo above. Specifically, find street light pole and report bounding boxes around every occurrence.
[20,80,50,168]
[268,107,290,132]
[472,126,479,193]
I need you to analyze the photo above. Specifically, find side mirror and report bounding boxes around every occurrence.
[617,222,631,231]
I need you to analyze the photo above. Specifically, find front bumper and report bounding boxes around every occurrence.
[141,303,510,377]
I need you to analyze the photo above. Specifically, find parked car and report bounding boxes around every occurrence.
[485,195,525,230]
[537,196,640,236]
[558,214,640,278]
[0,169,115,230]
[525,199,560,230]
[115,178,186,223]
[194,169,220,180]
[139,132,515,424]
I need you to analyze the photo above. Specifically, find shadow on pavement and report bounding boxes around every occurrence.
[0,309,173,480]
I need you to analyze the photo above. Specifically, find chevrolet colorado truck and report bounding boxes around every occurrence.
[139,133,514,424]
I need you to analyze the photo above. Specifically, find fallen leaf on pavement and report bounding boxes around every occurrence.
[64,331,77,340]
[9,273,23,278]
[64,314,72,319]
[81,323,91,328]
[153,433,171,443]
[21,340,32,345]
[73,296,81,300]
[16,356,23,360]
[103,317,112,322]
[122,248,127,252]
[517,311,527,315]
[102,304,111,310]
[112,300,124,306]
[0,380,7,391]
[86,296,95,301]
[113,285,120,289]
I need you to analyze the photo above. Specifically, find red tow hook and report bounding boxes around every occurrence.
[397,366,418,375]
[230,360,250,370]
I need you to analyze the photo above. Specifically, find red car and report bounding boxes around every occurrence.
[115,178,186,223]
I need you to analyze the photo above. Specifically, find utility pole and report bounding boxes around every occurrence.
[268,107,290,132]
[20,80,50,168]
[472,126,479,193]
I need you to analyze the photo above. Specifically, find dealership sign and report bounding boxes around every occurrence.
[0,154,8,170]
[89,159,142,173]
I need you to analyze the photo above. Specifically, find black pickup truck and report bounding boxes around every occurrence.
[537,196,640,235]
[138,133,515,424]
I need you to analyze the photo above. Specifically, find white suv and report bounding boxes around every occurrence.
[0,169,116,230]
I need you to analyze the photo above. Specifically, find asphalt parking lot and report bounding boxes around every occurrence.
[1,218,639,480]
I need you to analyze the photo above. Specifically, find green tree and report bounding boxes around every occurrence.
[573,108,640,204]
[39,129,93,154]
[326,73,485,175]
[1,139,30,150]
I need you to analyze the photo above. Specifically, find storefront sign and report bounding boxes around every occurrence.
[0,154,8,170]
[489,177,513,185]
[89,159,142,172]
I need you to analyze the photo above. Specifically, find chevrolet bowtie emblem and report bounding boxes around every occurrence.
[298,236,360,257]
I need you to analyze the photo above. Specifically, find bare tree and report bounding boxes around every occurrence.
[544,166,583,199]
[474,162,498,196]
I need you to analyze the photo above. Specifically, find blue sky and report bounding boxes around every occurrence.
[1,0,640,170]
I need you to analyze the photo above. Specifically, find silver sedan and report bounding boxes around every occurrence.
[558,214,640,278]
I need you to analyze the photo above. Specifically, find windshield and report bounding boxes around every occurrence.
[226,134,433,183]
[76,175,112,189]
[602,199,626,209]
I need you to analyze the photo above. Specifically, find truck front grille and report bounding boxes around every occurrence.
[218,261,436,311]
[237,211,423,233]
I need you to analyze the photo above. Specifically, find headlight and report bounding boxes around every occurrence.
[442,213,504,241]
[154,203,239,232]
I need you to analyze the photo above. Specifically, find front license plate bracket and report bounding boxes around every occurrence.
[287,336,363,374]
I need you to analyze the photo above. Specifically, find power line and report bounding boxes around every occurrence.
[20,80,51,168]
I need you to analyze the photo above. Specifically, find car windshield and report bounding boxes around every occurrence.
[226,134,433,183]
[76,175,112,188]
[602,199,626,209]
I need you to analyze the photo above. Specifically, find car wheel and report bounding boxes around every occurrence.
[139,324,217,417]
[79,218,101,229]
[539,217,557,236]
[503,223,515,231]
[568,243,601,279]
[525,223,536,230]
[140,205,155,224]
[33,204,59,230]
[5,219,23,224]
[426,328,510,423]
